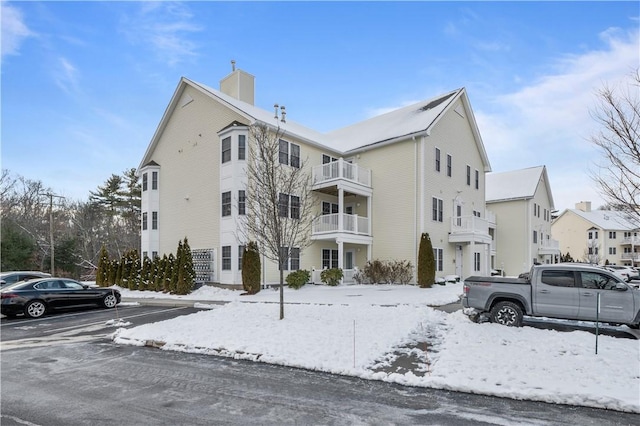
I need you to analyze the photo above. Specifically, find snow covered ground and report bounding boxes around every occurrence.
[112,283,640,413]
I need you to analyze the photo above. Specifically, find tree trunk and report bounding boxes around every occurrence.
[279,268,284,320]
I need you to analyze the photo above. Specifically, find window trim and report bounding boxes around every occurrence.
[222,246,231,270]
[222,136,231,164]
[222,191,232,217]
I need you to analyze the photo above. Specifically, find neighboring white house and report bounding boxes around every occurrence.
[139,65,495,286]
[486,166,560,276]
[552,201,640,267]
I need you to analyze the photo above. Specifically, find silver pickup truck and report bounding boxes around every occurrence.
[462,263,640,328]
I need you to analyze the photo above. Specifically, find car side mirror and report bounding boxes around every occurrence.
[614,283,628,291]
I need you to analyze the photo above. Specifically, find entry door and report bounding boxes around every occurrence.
[345,251,354,270]
[455,245,463,277]
[533,270,580,319]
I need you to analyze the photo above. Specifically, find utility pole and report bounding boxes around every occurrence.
[43,192,65,275]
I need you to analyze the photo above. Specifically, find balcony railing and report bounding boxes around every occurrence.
[450,215,489,234]
[539,239,560,250]
[621,253,640,261]
[312,159,371,187]
[312,213,370,236]
[621,236,640,245]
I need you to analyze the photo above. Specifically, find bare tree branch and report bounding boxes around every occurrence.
[589,69,640,225]
[241,122,317,319]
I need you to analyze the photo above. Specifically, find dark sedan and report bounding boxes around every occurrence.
[1,278,121,318]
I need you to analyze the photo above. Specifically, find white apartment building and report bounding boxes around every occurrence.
[486,166,560,276]
[139,65,495,286]
[552,201,640,267]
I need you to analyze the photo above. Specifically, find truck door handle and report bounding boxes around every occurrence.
[582,292,594,296]
[539,290,550,294]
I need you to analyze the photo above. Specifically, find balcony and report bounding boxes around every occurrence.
[538,238,560,255]
[621,252,640,262]
[449,216,492,244]
[312,213,372,243]
[621,236,640,245]
[312,159,372,195]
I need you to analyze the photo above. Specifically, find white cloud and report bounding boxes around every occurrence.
[53,56,80,94]
[477,28,639,211]
[1,1,34,57]
[120,2,202,67]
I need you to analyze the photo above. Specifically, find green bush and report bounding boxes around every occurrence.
[242,241,261,294]
[320,268,343,286]
[286,270,310,289]
[417,232,435,288]
[354,259,413,284]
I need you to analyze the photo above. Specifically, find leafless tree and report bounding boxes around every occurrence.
[242,122,316,319]
[582,239,602,265]
[589,69,640,225]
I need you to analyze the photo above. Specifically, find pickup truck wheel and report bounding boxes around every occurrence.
[490,301,523,327]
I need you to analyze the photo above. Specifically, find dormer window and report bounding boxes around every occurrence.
[279,139,300,168]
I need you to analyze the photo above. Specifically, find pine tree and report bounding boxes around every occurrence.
[417,232,436,288]
[127,249,140,291]
[242,241,261,294]
[96,245,110,287]
[163,253,175,293]
[176,237,195,295]
[140,256,152,291]
[170,240,183,294]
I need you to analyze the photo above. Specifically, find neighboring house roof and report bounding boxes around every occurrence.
[555,208,639,231]
[139,76,491,173]
[485,166,554,209]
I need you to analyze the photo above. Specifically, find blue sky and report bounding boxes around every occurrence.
[1,1,638,212]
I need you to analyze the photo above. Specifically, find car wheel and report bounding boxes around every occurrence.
[102,293,118,309]
[490,301,523,327]
[24,300,46,318]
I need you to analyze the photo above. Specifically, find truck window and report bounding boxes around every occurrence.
[541,270,575,287]
[580,272,619,290]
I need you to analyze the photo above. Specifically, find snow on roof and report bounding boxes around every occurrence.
[186,78,333,148]
[190,78,464,153]
[568,208,638,230]
[327,90,461,152]
[485,166,546,202]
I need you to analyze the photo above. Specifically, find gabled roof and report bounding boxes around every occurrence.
[326,88,491,171]
[555,208,638,231]
[139,76,491,173]
[486,166,555,209]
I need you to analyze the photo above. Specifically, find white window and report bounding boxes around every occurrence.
[474,252,481,271]
[280,247,300,271]
[466,165,471,186]
[238,245,245,270]
[475,170,479,189]
[222,192,231,217]
[279,139,300,168]
[279,193,299,219]
[446,154,452,177]
[322,249,339,269]
[322,201,339,215]
[238,135,246,160]
[222,137,231,163]
[609,247,616,255]
[142,173,148,191]
[142,212,148,230]
[222,246,231,270]
[609,231,616,239]
[433,248,443,272]
[152,171,158,190]
[238,190,246,215]
[432,197,443,222]
[152,211,158,230]
[435,148,441,172]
